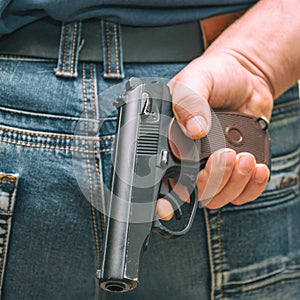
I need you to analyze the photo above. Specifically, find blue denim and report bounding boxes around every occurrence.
[0,1,257,36]
[101,21,125,79]
[0,20,299,300]
[54,21,82,78]
[0,173,19,299]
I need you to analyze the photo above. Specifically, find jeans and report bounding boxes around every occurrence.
[0,20,299,300]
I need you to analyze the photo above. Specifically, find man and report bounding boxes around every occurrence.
[0,0,299,299]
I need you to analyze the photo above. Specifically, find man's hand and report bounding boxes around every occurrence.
[156,0,300,219]
[157,50,272,218]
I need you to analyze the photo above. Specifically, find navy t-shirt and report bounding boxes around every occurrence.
[0,0,257,36]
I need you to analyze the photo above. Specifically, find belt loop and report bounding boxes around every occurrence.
[55,21,82,78]
[101,20,125,79]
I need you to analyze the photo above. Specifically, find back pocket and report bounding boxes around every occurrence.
[0,173,19,297]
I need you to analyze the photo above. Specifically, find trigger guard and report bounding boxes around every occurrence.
[152,189,198,239]
[159,181,182,220]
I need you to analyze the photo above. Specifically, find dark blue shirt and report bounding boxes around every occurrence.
[0,0,257,36]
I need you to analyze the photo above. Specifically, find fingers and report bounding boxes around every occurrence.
[156,178,190,221]
[201,152,256,208]
[168,178,190,203]
[168,77,212,140]
[156,150,269,219]
[230,164,270,205]
[197,151,269,209]
[156,198,174,221]
[197,149,237,204]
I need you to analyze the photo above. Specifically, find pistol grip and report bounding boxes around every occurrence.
[168,111,270,168]
[153,111,271,238]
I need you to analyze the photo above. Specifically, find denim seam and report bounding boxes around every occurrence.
[82,63,102,273]
[89,64,103,270]
[0,125,114,141]
[90,64,97,121]
[70,23,79,75]
[94,154,106,236]
[217,209,225,300]
[204,207,217,300]
[62,24,70,74]
[90,64,106,236]
[0,125,115,151]
[273,99,300,110]
[0,174,18,296]
[105,22,112,75]
[271,148,300,168]
[271,110,300,121]
[0,54,34,60]
[205,208,226,300]
[238,271,300,293]
[113,24,121,76]
[0,106,110,121]
[0,106,118,122]
[222,258,300,288]
[0,137,113,153]
[0,182,13,285]
[0,218,9,294]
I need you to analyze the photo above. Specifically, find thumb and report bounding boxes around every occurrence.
[168,65,212,140]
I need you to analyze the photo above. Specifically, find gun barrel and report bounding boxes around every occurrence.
[99,85,142,292]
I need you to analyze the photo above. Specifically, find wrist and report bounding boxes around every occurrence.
[204,0,300,99]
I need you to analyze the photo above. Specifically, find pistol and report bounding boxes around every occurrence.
[98,78,270,292]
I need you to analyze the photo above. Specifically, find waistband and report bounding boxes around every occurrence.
[0,10,245,64]
[0,18,203,64]
[0,12,243,79]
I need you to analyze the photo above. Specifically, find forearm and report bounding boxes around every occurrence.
[205,0,300,99]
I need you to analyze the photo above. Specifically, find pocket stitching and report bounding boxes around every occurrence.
[0,173,19,293]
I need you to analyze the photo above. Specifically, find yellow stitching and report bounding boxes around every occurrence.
[0,173,17,182]
[0,210,11,281]
[104,23,122,77]
[104,72,121,76]
[0,126,115,141]
[0,137,113,153]
[61,23,70,75]
[82,64,89,137]
[217,209,224,299]
[94,152,106,234]
[83,64,102,270]
[113,24,121,78]
[70,22,78,75]
[0,55,32,59]
[105,21,112,74]
[91,64,108,234]
[90,196,102,269]
[0,183,13,279]
[90,64,97,121]
[206,210,217,300]
[91,65,102,268]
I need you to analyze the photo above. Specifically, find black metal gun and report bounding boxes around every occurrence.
[98,78,270,292]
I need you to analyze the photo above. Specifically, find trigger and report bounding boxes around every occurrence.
[159,180,183,220]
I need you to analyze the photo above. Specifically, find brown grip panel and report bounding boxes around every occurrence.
[168,111,270,167]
